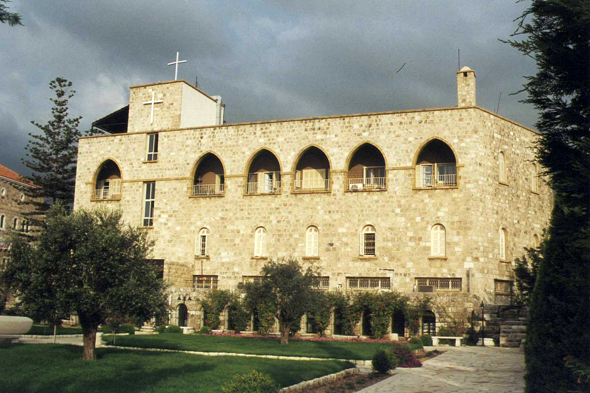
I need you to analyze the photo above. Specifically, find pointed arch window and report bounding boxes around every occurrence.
[499,152,506,183]
[500,228,507,260]
[197,228,209,256]
[415,139,457,188]
[254,227,267,257]
[294,147,331,191]
[306,226,319,257]
[193,153,225,196]
[94,160,122,200]
[430,224,446,257]
[360,225,376,256]
[347,144,386,191]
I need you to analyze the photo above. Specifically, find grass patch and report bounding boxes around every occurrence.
[25,325,84,335]
[0,344,352,393]
[103,334,421,361]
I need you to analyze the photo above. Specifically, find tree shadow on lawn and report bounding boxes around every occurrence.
[2,345,217,393]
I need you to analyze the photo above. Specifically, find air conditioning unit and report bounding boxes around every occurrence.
[350,184,363,191]
[417,285,435,293]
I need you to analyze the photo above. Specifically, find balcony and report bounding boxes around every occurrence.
[247,181,281,195]
[347,177,386,191]
[294,178,330,191]
[421,173,457,187]
[192,183,224,196]
[94,187,121,200]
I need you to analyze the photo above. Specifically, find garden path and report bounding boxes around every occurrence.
[359,346,525,393]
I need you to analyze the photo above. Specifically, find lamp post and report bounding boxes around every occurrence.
[480,301,485,346]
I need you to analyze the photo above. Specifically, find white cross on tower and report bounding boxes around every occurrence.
[143,91,163,124]
[167,52,187,81]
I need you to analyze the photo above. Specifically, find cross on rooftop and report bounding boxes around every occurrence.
[143,91,163,124]
[168,52,187,81]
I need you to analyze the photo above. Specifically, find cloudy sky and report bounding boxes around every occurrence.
[1,0,537,176]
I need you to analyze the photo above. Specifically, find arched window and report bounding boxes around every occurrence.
[246,150,281,195]
[360,225,376,256]
[197,228,209,256]
[254,227,267,257]
[500,228,507,260]
[20,219,27,233]
[294,147,330,191]
[499,152,506,183]
[12,217,18,230]
[177,304,188,327]
[193,153,225,195]
[306,226,319,257]
[94,160,122,200]
[0,214,5,229]
[415,139,457,188]
[347,144,386,190]
[431,224,446,257]
[531,163,538,192]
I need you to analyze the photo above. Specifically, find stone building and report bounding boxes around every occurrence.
[0,164,38,269]
[75,67,552,336]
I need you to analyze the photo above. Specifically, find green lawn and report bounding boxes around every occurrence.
[104,334,417,360]
[25,325,84,335]
[0,344,353,393]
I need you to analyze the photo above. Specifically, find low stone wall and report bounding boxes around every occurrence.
[499,321,526,348]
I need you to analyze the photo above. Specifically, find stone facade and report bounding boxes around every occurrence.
[74,68,553,334]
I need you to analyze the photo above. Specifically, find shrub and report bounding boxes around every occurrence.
[420,335,433,346]
[165,325,183,334]
[220,370,279,393]
[120,323,135,335]
[228,297,250,333]
[155,325,166,334]
[201,290,233,330]
[372,349,395,374]
[199,326,211,335]
[390,342,422,368]
[409,337,424,348]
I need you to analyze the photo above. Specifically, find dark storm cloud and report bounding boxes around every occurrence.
[0,0,537,176]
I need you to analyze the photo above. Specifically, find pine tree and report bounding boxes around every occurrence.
[23,78,85,223]
[0,0,22,26]
[504,1,590,391]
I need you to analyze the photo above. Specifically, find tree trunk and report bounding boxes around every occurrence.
[82,328,97,360]
[280,321,290,345]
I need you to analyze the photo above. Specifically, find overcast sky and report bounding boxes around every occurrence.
[1,0,537,176]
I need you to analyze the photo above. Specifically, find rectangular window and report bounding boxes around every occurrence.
[199,234,207,256]
[416,277,462,292]
[142,182,155,227]
[421,165,433,187]
[147,133,159,161]
[364,233,376,256]
[312,276,330,289]
[193,275,218,289]
[347,277,390,290]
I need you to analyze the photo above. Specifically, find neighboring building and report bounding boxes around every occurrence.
[75,67,553,335]
[0,164,39,269]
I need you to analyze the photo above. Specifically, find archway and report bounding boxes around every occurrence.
[415,139,457,188]
[246,149,281,194]
[392,310,406,337]
[177,304,188,327]
[347,143,386,190]
[192,153,225,195]
[333,308,345,335]
[362,308,373,336]
[293,146,330,191]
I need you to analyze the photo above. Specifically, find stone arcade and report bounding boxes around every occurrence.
[74,67,552,336]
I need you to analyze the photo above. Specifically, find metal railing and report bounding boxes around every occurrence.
[347,277,391,290]
[246,181,281,194]
[192,183,224,196]
[94,188,121,200]
[294,178,330,191]
[422,173,457,187]
[347,177,386,191]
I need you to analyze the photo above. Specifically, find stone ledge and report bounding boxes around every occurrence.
[280,367,359,392]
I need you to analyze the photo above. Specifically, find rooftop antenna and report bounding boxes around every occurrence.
[194,76,199,88]
[495,92,502,114]
[458,49,461,70]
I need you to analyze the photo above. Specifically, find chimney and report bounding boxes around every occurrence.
[457,66,476,107]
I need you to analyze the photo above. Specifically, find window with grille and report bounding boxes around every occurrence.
[416,277,462,291]
[430,224,446,257]
[347,277,390,290]
[242,276,263,284]
[312,276,330,289]
[142,182,155,227]
[146,133,159,161]
[196,228,209,256]
[361,226,376,256]
[193,275,218,289]
[306,226,319,257]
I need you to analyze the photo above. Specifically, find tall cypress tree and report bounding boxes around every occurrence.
[23,78,84,222]
[505,1,590,391]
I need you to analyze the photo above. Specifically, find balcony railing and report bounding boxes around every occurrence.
[247,181,281,195]
[348,177,386,191]
[294,178,330,191]
[94,188,121,200]
[422,173,457,187]
[192,183,224,196]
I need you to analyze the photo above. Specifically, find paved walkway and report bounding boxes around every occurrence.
[359,346,525,393]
